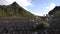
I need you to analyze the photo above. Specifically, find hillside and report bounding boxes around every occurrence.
[0,2,35,19]
[48,6,60,17]
[47,6,60,34]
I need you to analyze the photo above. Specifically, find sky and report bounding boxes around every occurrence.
[0,0,60,16]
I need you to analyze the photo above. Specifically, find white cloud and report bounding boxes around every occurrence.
[0,0,10,5]
[6,0,32,7]
[47,3,56,10]
[7,0,16,3]
[16,0,32,12]
[18,0,32,7]
[31,12,46,16]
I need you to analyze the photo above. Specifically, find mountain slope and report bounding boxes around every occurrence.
[48,6,60,31]
[48,6,60,17]
[0,2,35,19]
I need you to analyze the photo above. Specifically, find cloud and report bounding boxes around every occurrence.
[17,0,32,7]
[31,12,46,16]
[0,0,10,5]
[47,3,56,10]
[16,0,32,12]
[6,0,32,7]
[7,0,16,3]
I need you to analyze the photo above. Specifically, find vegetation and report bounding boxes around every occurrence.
[34,23,49,30]
[33,17,49,30]
[53,10,60,16]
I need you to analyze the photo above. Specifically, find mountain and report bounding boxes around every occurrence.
[0,2,35,19]
[48,6,60,31]
[48,6,60,17]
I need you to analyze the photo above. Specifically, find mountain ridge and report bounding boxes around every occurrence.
[0,2,36,19]
[48,6,60,17]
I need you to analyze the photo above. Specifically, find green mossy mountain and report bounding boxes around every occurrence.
[0,2,35,19]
